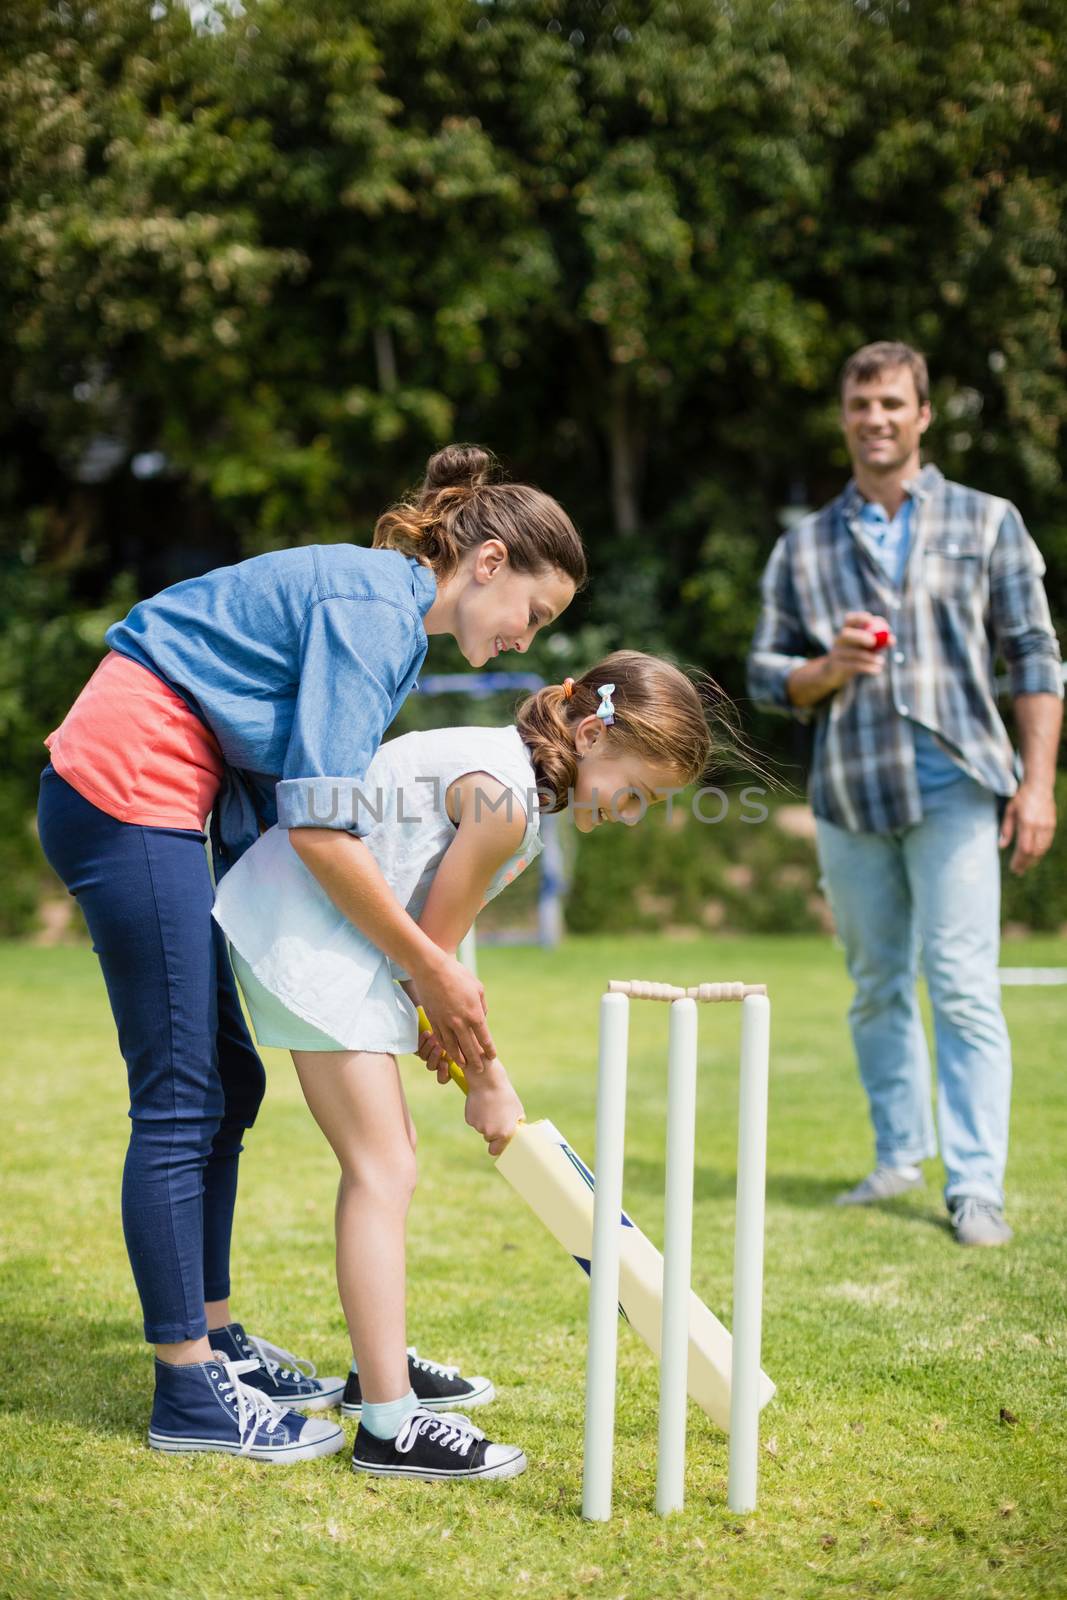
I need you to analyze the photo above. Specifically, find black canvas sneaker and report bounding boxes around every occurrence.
[351,1407,526,1483]
[341,1346,493,1418]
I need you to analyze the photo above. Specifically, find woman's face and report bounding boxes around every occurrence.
[570,718,682,834]
[451,541,576,668]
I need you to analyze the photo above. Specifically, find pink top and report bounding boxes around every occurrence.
[45,651,224,830]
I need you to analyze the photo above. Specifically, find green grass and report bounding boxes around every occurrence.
[3,935,1066,1600]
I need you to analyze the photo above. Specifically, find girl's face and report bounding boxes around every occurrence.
[570,718,684,834]
[448,541,576,668]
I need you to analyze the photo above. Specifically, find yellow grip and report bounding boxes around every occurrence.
[416,1006,469,1095]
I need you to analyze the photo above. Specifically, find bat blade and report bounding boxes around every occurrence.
[496,1117,774,1431]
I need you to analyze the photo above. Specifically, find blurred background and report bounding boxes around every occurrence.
[2,0,1065,944]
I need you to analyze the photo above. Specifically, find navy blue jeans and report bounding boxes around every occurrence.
[37,766,266,1343]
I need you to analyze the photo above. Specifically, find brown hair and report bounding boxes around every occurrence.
[840,341,929,406]
[516,650,716,813]
[373,444,587,588]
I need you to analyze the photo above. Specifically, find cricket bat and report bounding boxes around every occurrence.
[415,1010,775,1432]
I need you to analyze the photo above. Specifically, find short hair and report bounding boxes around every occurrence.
[839,342,929,407]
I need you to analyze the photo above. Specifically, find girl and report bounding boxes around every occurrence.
[213,652,714,1480]
[37,445,585,1463]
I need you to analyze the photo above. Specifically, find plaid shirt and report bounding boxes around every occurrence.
[747,464,1063,833]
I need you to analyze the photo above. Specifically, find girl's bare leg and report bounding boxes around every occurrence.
[292,1048,416,1404]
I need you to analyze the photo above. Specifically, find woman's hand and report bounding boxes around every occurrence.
[464,1064,524,1157]
[413,949,495,1072]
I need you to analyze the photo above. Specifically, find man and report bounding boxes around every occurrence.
[747,341,1062,1246]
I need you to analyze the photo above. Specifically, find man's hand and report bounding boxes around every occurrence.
[787,611,895,708]
[413,950,495,1073]
[464,1063,525,1157]
[999,782,1057,875]
[824,611,895,690]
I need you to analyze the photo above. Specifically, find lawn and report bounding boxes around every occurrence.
[3,934,1065,1600]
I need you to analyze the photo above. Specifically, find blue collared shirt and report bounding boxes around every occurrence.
[747,465,1063,833]
[106,545,436,871]
[855,495,964,794]
[854,496,914,589]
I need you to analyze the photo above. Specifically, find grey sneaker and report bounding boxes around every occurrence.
[835,1165,925,1206]
[951,1199,1013,1247]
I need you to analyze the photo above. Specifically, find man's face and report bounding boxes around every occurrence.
[841,364,931,477]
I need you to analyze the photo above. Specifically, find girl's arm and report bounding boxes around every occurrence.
[416,771,527,959]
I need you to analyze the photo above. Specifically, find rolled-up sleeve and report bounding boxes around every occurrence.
[746,535,814,719]
[275,596,421,832]
[989,506,1064,700]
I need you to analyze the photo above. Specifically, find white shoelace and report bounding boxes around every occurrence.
[394,1408,483,1458]
[406,1346,459,1381]
[211,1354,292,1455]
[246,1335,317,1384]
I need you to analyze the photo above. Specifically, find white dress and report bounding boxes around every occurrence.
[212,724,543,1053]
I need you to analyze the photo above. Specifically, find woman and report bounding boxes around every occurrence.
[38,445,585,1462]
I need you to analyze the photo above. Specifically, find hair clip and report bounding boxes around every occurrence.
[596,683,616,725]
[562,677,575,700]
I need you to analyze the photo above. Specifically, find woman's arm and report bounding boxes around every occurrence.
[289,827,496,1072]
[405,772,529,1153]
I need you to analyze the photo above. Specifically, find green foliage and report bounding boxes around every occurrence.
[1,0,1065,660]
[565,789,827,936]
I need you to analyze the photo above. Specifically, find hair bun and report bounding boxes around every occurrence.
[422,443,495,497]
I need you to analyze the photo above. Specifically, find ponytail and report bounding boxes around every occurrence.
[516,651,715,813]
[514,683,580,814]
[373,444,586,587]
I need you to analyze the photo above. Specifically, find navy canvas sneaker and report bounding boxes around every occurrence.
[209,1323,345,1410]
[148,1353,346,1461]
[351,1408,526,1483]
[341,1347,494,1419]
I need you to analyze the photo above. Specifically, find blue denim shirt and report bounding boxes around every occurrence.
[106,546,436,873]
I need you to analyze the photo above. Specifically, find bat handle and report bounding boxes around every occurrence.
[416,1006,469,1096]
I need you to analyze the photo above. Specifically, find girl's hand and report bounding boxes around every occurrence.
[465,1065,524,1157]
[416,1022,451,1085]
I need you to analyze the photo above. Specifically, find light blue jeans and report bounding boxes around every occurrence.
[816,778,1012,1208]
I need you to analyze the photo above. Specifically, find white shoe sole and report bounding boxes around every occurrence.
[351,1448,527,1483]
[147,1426,346,1463]
[342,1378,494,1419]
[287,1382,346,1412]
